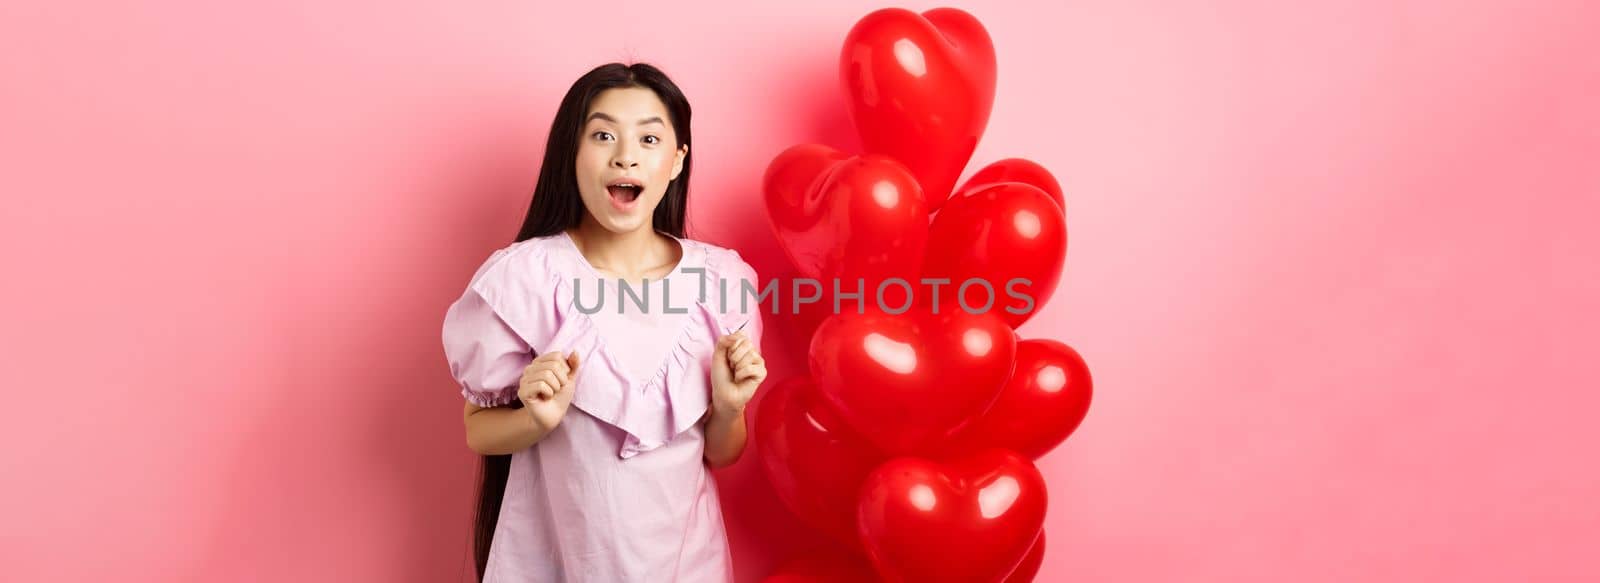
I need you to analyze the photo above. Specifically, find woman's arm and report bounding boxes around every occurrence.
[462,351,581,455]
[704,328,766,468]
[702,405,748,468]
[463,401,556,455]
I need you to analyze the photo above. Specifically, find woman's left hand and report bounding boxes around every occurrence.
[711,330,766,414]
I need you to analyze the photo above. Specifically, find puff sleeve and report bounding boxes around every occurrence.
[441,286,531,407]
[713,249,767,354]
[440,243,563,407]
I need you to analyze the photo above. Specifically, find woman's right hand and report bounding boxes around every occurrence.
[519,350,581,432]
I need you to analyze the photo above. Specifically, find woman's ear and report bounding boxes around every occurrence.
[670,143,689,181]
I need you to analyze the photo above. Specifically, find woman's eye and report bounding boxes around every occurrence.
[643,135,660,145]
[592,131,613,141]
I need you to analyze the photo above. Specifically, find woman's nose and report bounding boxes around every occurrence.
[611,150,638,169]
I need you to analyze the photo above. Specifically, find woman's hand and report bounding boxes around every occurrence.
[711,330,766,415]
[520,351,580,431]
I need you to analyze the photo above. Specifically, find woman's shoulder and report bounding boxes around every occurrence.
[465,233,574,295]
[680,237,757,282]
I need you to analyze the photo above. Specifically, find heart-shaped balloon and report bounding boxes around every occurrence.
[923,182,1067,329]
[754,377,887,547]
[761,266,885,358]
[841,7,996,210]
[1003,529,1046,583]
[809,308,1016,455]
[943,339,1092,460]
[763,144,928,291]
[955,158,1066,213]
[857,449,1047,583]
[784,279,902,353]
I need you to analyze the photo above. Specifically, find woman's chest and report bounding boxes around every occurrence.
[576,276,709,385]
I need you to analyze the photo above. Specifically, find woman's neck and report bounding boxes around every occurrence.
[567,221,681,282]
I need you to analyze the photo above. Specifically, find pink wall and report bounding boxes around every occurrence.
[3,0,1596,581]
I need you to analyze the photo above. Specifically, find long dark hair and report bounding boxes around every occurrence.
[471,62,693,582]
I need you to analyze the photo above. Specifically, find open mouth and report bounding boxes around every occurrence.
[606,183,642,203]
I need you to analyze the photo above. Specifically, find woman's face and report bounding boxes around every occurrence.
[574,86,687,234]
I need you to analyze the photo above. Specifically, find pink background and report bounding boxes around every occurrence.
[3,0,1597,581]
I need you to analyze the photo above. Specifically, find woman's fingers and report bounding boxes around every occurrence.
[526,369,560,400]
[730,343,763,371]
[527,351,579,384]
[517,350,582,406]
[717,331,763,384]
[527,352,564,378]
[729,340,753,364]
[520,378,554,402]
[734,361,766,384]
[542,351,571,378]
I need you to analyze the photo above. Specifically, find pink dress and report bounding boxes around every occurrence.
[440,231,765,582]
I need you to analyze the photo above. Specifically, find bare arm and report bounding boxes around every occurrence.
[704,328,766,469]
[702,404,748,469]
[463,401,556,455]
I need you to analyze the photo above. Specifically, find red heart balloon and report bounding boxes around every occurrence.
[762,547,880,583]
[754,377,888,547]
[955,158,1066,213]
[763,144,929,290]
[768,275,908,365]
[1003,529,1046,583]
[841,7,996,210]
[857,449,1047,583]
[809,308,1016,455]
[764,143,848,235]
[783,279,904,352]
[923,182,1067,329]
[944,339,1093,460]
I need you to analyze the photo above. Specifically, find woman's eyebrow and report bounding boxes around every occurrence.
[586,112,665,126]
